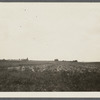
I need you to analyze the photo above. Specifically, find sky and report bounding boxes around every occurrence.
[0,3,100,62]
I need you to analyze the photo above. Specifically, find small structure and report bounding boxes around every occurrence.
[21,58,29,61]
[54,59,59,61]
[73,60,78,62]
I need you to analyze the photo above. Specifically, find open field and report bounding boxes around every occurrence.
[0,60,100,91]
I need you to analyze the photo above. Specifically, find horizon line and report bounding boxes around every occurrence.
[0,58,100,63]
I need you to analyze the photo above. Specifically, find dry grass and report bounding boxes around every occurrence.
[0,60,100,91]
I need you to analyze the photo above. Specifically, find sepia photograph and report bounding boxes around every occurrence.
[0,3,100,93]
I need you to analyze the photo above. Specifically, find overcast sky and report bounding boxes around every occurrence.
[0,3,100,61]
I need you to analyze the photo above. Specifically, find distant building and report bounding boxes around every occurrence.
[73,60,78,62]
[54,59,59,61]
[21,58,29,61]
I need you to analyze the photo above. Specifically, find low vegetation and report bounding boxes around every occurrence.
[0,60,100,91]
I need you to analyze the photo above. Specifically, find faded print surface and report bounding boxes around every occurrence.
[0,3,100,91]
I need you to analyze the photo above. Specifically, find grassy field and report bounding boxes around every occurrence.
[0,60,100,91]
